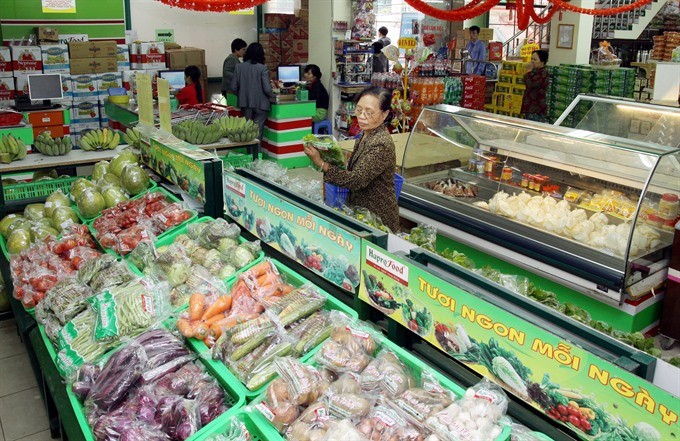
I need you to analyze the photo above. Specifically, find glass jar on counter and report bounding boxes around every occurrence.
[501,166,513,182]
[659,193,679,219]
[484,156,498,176]
[467,159,477,172]
[647,214,663,229]
[521,174,530,188]
[660,215,678,231]
[475,160,485,174]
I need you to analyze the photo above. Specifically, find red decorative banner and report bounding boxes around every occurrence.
[155,0,266,12]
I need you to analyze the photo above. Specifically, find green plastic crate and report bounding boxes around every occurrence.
[194,410,283,441]
[72,178,157,223]
[3,176,79,202]
[88,187,197,258]
[182,258,358,401]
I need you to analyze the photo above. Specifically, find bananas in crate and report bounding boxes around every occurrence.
[171,120,222,145]
[33,132,73,156]
[78,128,120,151]
[122,127,142,148]
[216,116,259,143]
[0,134,28,163]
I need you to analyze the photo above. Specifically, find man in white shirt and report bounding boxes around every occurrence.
[465,26,487,75]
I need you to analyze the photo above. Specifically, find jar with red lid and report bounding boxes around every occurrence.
[659,193,679,218]
[647,214,663,228]
[521,174,529,188]
[501,166,513,182]
[534,176,544,192]
[660,215,678,231]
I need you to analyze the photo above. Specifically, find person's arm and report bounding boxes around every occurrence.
[260,66,274,98]
[223,56,237,88]
[324,141,392,191]
[230,65,240,95]
[317,83,329,110]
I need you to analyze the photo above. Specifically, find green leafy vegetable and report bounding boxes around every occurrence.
[303,134,345,169]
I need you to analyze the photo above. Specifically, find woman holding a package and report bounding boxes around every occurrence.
[303,86,399,232]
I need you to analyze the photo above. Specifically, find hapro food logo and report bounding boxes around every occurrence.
[100,73,116,82]
[46,47,65,56]
[366,246,408,285]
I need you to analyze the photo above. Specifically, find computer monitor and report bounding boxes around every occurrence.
[277,65,300,86]
[27,73,63,107]
[159,70,186,91]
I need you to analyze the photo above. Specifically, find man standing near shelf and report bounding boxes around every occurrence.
[521,50,550,123]
[465,26,487,75]
[377,26,391,48]
[221,38,247,97]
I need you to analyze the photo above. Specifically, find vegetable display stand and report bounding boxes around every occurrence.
[183,258,359,402]
[71,178,157,223]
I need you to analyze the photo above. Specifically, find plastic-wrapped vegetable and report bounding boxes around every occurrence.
[77,188,106,219]
[42,276,93,325]
[24,203,46,221]
[302,134,345,169]
[6,228,32,254]
[44,190,71,218]
[121,164,150,196]
[92,160,109,182]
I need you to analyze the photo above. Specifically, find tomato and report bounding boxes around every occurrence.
[560,416,568,422]
[568,415,580,426]
[557,405,569,416]
[581,420,591,432]
[568,407,581,417]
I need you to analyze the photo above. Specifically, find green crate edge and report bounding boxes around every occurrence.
[37,322,246,441]
[3,176,79,202]
[72,178,158,223]
[87,187,197,258]
[193,409,283,441]
[182,257,358,402]
[220,153,262,169]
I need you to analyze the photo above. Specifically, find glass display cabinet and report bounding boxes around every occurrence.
[400,104,680,303]
[554,94,680,148]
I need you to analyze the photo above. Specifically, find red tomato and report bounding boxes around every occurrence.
[557,405,569,416]
[568,415,580,426]
[568,407,581,417]
[581,420,591,432]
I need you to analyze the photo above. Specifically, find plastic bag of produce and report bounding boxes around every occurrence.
[44,190,71,218]
[30,223,59,242]
[121,164,150,196]
[302,134,345,169]
[0,214,24,238]
[425,378,508,441]
[109,149,138,177]
[248,159,290,184]
[287,309,334,357]
[356,405,426,441]
[6,228,32,254]
[92,160,109,182]
[88,278,172,342]
[385,368,455,428]
[127,240,157,273]
[315,315,379,375]
[55,309,115,377]
[77,188,106,219]
[359,349,414,396]
[153,243,193,287]
[101,186,129,209]
[152,203,193,232]
[43,276,94,325]
[69,178,97,201]
[24,203,46,222]
[402,223,437,252]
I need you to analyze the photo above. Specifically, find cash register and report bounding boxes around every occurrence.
[13,73,63,111]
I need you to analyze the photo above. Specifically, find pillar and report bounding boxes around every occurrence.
[548,0,594,66]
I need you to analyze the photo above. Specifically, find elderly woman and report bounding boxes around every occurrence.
[303,86,399,232]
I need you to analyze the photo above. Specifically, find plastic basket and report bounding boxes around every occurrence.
[88,187,197,258]
[194,410,283,441]
[3,176,79,202]
[324,173,404,209]
[72,178,157,223]
[182,258,358,402]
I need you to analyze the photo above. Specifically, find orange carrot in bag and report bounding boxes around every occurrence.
[189,293,206,321]
[205,313,226,326]
[177,318,194,337]
[247,260,275,279]
[201,295,232,321]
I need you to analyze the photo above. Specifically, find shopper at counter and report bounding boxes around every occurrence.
[222,38,247,97]
[303,64,330,123]
[231,42,275,139]
[303,86,400,232]
[521,50,550,123]
[176,65,203,106]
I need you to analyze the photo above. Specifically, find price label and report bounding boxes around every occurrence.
[398,37,417,50]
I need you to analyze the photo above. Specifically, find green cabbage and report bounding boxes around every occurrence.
[52,207,79,232]
[45,190,70,218]
[92,161,109,182]
[0,214,23,238]
[102,186,129,209]
[70,178,96,201]
[120,165,149,196]
[24,204,46,222]
[109,150,138,177]
[7,229,32,254]
[76,189,105,219]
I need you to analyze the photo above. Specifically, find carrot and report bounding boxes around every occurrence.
[247,260,275,279]
[212,313,260,330]
[230,279,247,298]
[209,323,223,340]
[256,271,280,288]
[189,293,206,321]
[205,313,226,326]
[203,336,215,348]
[177,318,194,338]
[281,284,295,295]
[194,323,209,339]
[201,295,232,321]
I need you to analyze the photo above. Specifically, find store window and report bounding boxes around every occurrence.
[263,0,299,14]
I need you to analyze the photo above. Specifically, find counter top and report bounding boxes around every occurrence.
[0,145,131,173]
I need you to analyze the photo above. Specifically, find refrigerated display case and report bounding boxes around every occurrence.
[554,94,680,147]
[399,105,680,304]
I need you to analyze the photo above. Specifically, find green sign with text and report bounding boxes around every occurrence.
[155,29,175,43]
[358,240,679,440]
[141,138,207,202]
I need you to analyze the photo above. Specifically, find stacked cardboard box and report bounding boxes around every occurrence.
[461,75,486,110]
[131,42,166,69]
[0,47,14,104]
[487,61,526,117]
[261,10,309,69]
[651,32,680,62]
[454,28,494,61]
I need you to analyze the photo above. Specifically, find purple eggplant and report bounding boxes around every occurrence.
[87,343,148,411]
[140,355,195,385]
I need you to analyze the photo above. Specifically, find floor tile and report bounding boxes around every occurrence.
[0,319,15,330]
[15,430,57,441]
[0,353,36,397]
[0,388,49,441]
[0,325,24,360]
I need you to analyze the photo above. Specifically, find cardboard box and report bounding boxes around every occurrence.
[0,47,12,77]
[14,74,30,96]
[11,46,43,73]
[0,77,15,101]
[37,27,59,43]
[71,100,100,124]
[165,47,205,69]
[96,72,123,96]
[116,45,131,71]
[71,74,98,99]
[60,75,73,98]
[69,41,117,59]
[41,44,70,73]
[264,13,294,29]
[70,57,117,75]
[488,42,503,61]
[131,42,166,69]
[457,28,494,41]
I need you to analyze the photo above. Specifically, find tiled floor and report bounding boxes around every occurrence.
[0,319,57,441]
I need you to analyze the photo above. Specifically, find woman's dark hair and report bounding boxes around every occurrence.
[231,38,247,53]
[372,41,383,54]
[244,42,266,65]
[184,65,202,103]
[304,64,322,80]
[355,86,392,124]
[533,49,549,63]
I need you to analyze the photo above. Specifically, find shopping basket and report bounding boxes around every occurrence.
[324,173,404,208]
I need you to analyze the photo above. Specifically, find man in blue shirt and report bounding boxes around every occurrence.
[465,26,487,75]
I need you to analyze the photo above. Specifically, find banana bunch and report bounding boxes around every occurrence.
[171,120,222,145]
[216,116,259,143]
[33,132,73,156]
[0,134,28,163]
[122,127,142,148]
[78,128,120,151]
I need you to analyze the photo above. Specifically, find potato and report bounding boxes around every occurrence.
[272,401,299,429]
[328,393,372,419]
[267,378,289,406]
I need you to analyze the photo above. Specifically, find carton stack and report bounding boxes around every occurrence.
[488,61,526,117]
[651,32,680,62]
[261,9,309,72]
[11,46,43,101]
[453,28,495,61]
[0,46,14,104]
[461,75,486,110]
[165,47,207,101]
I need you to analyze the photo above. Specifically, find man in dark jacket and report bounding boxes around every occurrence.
[221,38,247,97]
